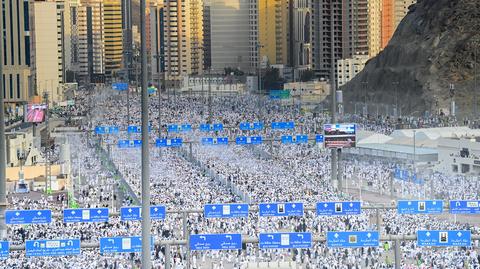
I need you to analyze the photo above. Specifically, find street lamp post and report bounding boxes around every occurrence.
[392,81,399,117]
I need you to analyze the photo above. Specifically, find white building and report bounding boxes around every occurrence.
[336,54,369,87]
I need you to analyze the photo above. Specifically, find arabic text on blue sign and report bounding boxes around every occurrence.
[281,135,308,144]
[271,122,295,130]
[95,126,119,135]
[235,136,262,145]
[63,208,109,223]
[117,140,142,148]
[258,202,304,217]
[397,200,443,214]
[190,234,242,251]
[155,138,183,147]
[204,204,249,218]
[200,123,224,132]
[127,125,152,133]
[239,122,264,131]
[259,232,311,249]
[120,206,166,221]
[327,231,379,248]
[167,124,192,133]
[201,137,229,146]
[26,239,81,257]
[449,200,480,214]
[100,236,154,253]
[316,201,361,216]
[0,241,8,259]
[417,230,471,247]
[112,82,128,91]
[315,134,324,143]
[5,209,52,224]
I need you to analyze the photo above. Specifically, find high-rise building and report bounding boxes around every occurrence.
[76,0,105,83]
[368,0,382,57]
[210,0,257,73]
[1,0,31,104]
[311,0,370,80]
[103,0,123,79]
[381,0,415,49]
[290,0,312,70]
[121,0,132,80]
[30,0,68,103]
[151,0,203,86]
[203,0,211,70]
[149,0,164,87]
[258,0,289,66]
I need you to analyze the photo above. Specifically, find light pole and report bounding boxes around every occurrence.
[361,81,368,115]
[392,81,399,117]
[139,0,152,265]
[0,17,7,239]
[256,43,264,121]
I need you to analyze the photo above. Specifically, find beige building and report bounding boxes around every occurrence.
[1,0,31,105]
[30,0,71,104]
[368,0,382,58]
[258,0,289,65]
[336,54,369,87]
[151,0,204,86]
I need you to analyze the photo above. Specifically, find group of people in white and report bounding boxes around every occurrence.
[3,87,480,268]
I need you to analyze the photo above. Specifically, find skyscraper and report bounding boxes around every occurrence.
[381,0,416,49]
[210,0,257,73]
[77,0,105,83]
[1,0,31,104]
[150,0,204,87]
[103,0,123,79]
[290,0,312,70]
[258,0,290,65]
[121,0,132,80]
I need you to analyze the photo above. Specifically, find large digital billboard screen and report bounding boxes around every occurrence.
[323,123,356,148]
[26,104,47,123]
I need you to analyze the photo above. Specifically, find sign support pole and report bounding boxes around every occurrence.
[394,239,401,269]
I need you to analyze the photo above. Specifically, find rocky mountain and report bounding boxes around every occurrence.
[341,0,480,117]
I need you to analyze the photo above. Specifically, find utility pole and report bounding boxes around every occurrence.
[44,93,51,193]
[140,0,152,266]
[392,81,399,117]
[0,16,7,238]
[208,69,212,124]
[330,0,338,189]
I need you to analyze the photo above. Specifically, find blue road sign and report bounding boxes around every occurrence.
[271,121,295,130]
[259,232,312,249]
[127,125,152,133]
[63,208,109,223]
[155,138,183,147]
[397,200,443,214]
[0,241,8,259]
[200,123,224,132]
[450,200,480,214]
[117,140,142,148]
[258,202,304,217]
[120,206,166,221]
[204,204,249,218]
[190,234,242,251]
[316,201,361,216]
[100,236,154,253]
[235,136,262,145]
[239,122,264,131]
[95,126,119,135]
[315,134,324,143]
[417,230,471,247]
[201,137,229,146]
[26,239,81,257]
[112,82,128,91]
[5,209,52,225]
[167,124,192,133]
[281,135,308,144]
[327,231,379,248]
